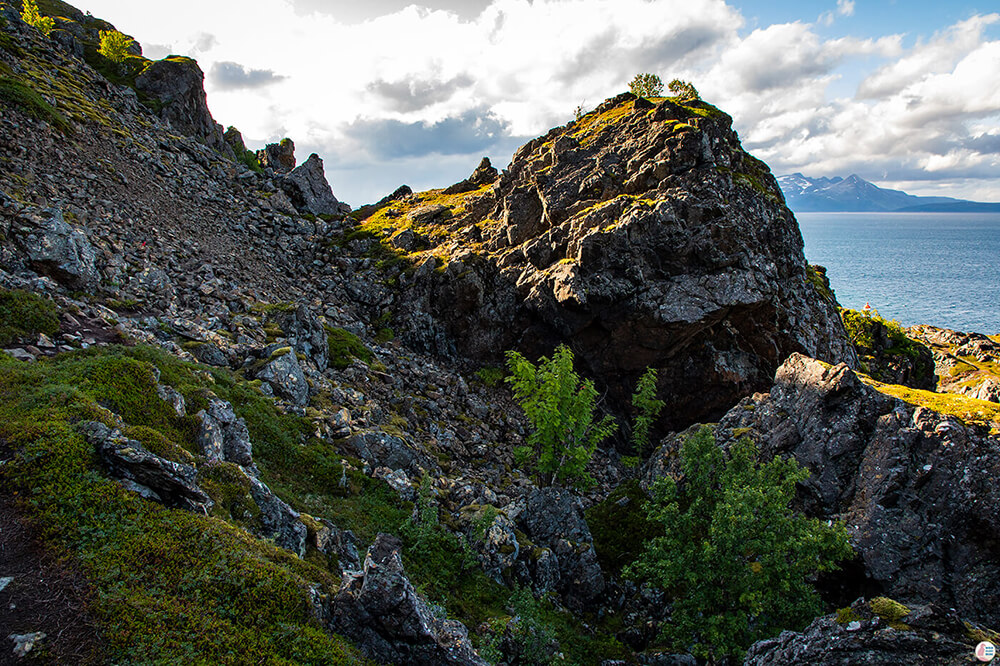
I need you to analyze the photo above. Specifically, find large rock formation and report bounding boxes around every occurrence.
[135,56,232,158]
[361,93,857,427]
[654,353,1000,627]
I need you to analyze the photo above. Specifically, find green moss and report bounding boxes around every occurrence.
[325,327,373,369]
[869,597,910,622]
[0,288,60,346]
[806,265,835,304]
[585,479,662,574]
[374,327,394,344]
[199,461,263,529]
[836,607,861,625]
[0,76,73,133]
[474,366,505,388]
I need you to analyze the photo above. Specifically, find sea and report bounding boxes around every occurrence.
[796,212,1000,335]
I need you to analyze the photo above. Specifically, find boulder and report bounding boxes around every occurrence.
[135,57,232,157]
[7,207,98,291]
[196,398,255,471]
[513,487,605,609]
[329,534,488,665]
[698,353,1000,627]
[279,153,345,217]
[264,303,329,371]
[250,347,309,406]
[343,431,438,476]
[257,139,296,173]
[79,421,211,514]
[246,473,307,557]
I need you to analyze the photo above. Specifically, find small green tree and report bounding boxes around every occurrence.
[668,78,700,102]
[628,73,663,99]
[505,345,616,490]
[631,367,664,457]
[626,427,852,661]
[98,29,134,64]
[21,0,55,37]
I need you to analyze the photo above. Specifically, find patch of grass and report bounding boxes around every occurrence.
[0,288,60,346]
[861,375,1000,432]
[325,327,373,370]
[0,347,369,665]
[0,75,73,133]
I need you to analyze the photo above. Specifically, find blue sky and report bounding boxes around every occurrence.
[75,0,1000,205]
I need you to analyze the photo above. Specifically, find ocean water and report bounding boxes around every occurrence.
[797,212,1000,335]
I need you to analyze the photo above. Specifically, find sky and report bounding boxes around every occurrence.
[72,1,1000,206]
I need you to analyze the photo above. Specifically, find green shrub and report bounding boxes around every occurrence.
[631,366,664,457]
[325,326,373,369]
[668,78,700,102]
[0,288,60,346]
[238,148,262,173]
[21,0,54,36]
[97,29,133,63]
[505,345,616,490]
[629,73,663,98]
[474,366,505,387]
[586,479,661,574]
[627,427,852,661]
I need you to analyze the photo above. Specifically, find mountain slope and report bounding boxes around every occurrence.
[778,172,1000,212]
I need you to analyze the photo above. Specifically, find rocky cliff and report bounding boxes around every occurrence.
[354,93,857,429]
[1,2,998,665]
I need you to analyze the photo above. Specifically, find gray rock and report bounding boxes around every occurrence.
[265,303,329,371]
[443,157,499,195]
[307,517,361,573]
[196,398,255,470]
[156,383,186,417]
[514,487,605,609]
[0,577,12,593]
[188,342,229,367]
[246,473,307,557]
[9,632,46,658]
[344,431,437,475]
[279,153,343,217]
[79,421,211,514]
[744,599,976,666]
[251,348,309,406]
[329,533,488,665]
[9,208,98,291]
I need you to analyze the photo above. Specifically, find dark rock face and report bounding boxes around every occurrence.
[693,353,1000,627]
[4,207,98,291]
[135,57,231,158]
[330,534,487,666]
[513,487,605,609]
[79,421,211,513]
[383,94,857,428]
[845,312,937,390]
[278,153,344,217]
[245,472,307,557]
[264,303,330,371]
[744,599,979,666]
[250,347,309,406]
[258,139,296,173]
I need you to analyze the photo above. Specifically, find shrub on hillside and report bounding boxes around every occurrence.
[98,29,134,64]
[627,427,852,661]
[21,0,54,37]
[628,72,663,98]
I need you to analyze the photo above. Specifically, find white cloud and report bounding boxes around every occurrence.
[72,1,1000,204]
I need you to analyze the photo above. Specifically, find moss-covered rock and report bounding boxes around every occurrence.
[842,308,936,390]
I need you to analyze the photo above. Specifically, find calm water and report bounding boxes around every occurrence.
[797,212,1000,335]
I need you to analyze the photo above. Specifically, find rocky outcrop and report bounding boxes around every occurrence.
[908,325,1000,402]
[3,207,98,291]
[680,353,1000,627]
[279,153,347,217]
[363,93,857,429]
[329,534,488,666]
[249,346,309,406]
[135,57,232,158]
[745,598,984,665]
[245,472,308,556]
[257,139,296,173]
[842,311,936,390]
[442,157,499,195]
[79,421,212,513]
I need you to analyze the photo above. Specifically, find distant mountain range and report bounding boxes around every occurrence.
[777,173,1000,213]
